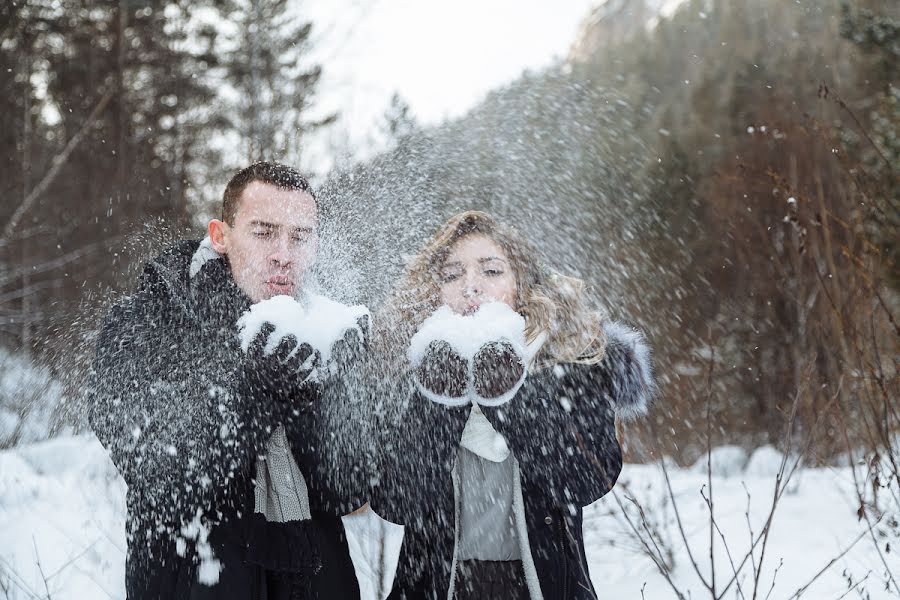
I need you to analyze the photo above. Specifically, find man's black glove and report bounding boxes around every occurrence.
[416,340,468,400]
[472,340,526,401]
[237,322,321,408]
[327,314,370,379]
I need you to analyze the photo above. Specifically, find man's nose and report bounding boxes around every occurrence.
[269,237,293,267]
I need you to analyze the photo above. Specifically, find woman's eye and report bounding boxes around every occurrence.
[440,272,461,283]
[253,230,272,239]
[484,269,503,277]
[291,235,307,244]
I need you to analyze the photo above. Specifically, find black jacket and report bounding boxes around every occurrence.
[88,240,361,600]
[371,325,653,600]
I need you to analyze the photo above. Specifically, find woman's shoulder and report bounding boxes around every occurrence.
[535,321,655,421]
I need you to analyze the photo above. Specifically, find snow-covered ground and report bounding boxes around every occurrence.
[585,446,893,598]
[0,436,892,599]
[0,436,126,600]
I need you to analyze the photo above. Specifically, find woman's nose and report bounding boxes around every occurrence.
[463,274,481,297]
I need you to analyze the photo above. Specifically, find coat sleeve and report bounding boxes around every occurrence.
[86,262,286,530]
[368,380,462,526]
[286,377,371,517]
[487,319,655,508]
[592,321,655,421]
[489,368,624,508]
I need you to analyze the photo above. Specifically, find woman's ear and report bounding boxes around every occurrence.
[208,219,228,254]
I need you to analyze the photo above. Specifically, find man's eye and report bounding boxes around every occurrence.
[440,272,461,283]
[253,230,272,239]
[484,269,503,277]
[291,235,308,244]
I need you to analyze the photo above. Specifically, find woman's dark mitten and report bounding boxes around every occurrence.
[472,340,525,400]
[417,340,468,399]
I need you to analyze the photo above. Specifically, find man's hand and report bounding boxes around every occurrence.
[326,314,370,379]
[237,322,321,405]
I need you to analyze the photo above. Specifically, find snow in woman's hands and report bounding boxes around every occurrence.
[408,302,528,407]
[237,294,370,380]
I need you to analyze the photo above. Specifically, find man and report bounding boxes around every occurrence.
[89,162,364,599]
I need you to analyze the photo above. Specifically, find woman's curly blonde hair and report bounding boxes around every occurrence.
[377,211,607,370]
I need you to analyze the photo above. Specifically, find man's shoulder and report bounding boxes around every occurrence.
[135,239,203,294]
[145,239,203,276]
[103,240,202,317]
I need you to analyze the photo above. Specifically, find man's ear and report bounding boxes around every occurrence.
[208,219,229,254]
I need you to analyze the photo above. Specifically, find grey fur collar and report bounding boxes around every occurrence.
[189,236,220,279]
[600,321,655,420]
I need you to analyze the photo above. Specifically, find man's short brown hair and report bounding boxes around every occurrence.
[222,162,316,225]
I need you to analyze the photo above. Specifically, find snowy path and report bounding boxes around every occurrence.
[0,436,892,599]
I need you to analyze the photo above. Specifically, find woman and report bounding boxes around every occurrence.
[369,211,654,599]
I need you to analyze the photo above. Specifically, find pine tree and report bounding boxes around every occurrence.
[222,0,334,168]
[381,92,418,145]
[0,0,227,350]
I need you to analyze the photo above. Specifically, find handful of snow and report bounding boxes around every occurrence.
[237,294,370,379]
[176,511,221,586]
[409,302,529,407]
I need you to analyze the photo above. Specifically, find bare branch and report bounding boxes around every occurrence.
[1,91,113,243]
[658,453,711,589]
[787,519,880,599]
[610,490,688,600]
[763,558,782,600]
[697,485,745,600]
[833,571,871,600]
[0,235,125,288]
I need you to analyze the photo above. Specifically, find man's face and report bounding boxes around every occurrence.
[209,181,318,302]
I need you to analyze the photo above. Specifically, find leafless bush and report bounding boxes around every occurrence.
[599,349,884,599]
[0,347,68,449]
[604,87,898,597]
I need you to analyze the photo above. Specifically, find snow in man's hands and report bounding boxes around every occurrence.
[409,302,529,407]
[237,294,370,380]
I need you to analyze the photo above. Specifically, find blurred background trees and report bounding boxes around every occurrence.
[1,0,896,464]
[0,0,330,346]
[320,0,898,465]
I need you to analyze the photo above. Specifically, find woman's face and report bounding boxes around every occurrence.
[437,234,518,315]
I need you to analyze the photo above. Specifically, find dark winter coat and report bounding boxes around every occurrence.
[88,240,362,600]
[371,323,653,600]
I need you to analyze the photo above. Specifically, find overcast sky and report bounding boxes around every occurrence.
[299,0,599,173]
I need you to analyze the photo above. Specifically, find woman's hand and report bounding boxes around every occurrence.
[472,340,526,401]
[413,338,528,406]
[416,340,468,400]
[409,303,529,406]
